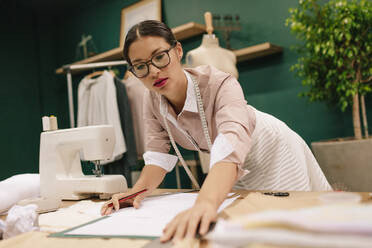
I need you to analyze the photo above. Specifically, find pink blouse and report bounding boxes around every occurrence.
[143,65,256,172]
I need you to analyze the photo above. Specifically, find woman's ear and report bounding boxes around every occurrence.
[175,41,183,61]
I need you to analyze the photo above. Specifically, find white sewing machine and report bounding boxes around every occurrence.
[19,125,127,213]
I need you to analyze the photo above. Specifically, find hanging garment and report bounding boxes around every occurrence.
[77,70,126,163]
[122,75,146,156]
[104,77,138,187]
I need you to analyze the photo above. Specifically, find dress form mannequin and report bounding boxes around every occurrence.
[186,35,238,78]
[185,12,238,79]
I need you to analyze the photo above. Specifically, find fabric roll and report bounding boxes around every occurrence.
[0,174,40,213]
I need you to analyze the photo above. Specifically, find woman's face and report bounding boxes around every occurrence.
[128,36,184,96]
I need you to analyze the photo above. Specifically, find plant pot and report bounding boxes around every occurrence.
[311,138,372,192]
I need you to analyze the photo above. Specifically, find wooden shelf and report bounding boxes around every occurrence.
[234,42,283,63]
[172,22,205,40]
[56,22,206,74]
[56,24,282,74]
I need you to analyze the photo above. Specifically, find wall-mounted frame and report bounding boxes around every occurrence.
[119,0,162,47]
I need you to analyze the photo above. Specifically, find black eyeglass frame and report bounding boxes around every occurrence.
[128,42,177,78]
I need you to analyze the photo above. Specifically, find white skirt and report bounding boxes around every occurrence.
[234,108,332,191]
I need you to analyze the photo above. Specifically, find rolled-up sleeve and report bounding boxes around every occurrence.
[209,76,255,177]
[142,90,178,171]
[143,151,178,172]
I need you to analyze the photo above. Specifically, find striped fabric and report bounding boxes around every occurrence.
[234,108,332,191]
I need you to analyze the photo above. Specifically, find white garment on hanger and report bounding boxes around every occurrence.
[77,71,126,163]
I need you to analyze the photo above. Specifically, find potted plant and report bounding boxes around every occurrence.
[286,0,372,191]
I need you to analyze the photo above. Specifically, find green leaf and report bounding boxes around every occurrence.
[315,44,320,53]
[328,48,335,57]
[341,101,348,111]
[345,33,352,41]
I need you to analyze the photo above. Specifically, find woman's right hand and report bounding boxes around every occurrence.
[101,165,166,215]
[100,189,151,216]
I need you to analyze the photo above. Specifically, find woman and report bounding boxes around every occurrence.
[101,20,331,242]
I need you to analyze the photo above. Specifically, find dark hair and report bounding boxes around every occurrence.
[123,20,177,65]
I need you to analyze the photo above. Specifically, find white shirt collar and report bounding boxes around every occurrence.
[183,70,199,113]
[159,70,198,116]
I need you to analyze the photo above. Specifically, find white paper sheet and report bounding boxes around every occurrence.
[65,193,239,237]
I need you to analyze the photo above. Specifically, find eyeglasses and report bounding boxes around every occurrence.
[129,43,176,78]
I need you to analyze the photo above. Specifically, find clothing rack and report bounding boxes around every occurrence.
[62,60,128,127]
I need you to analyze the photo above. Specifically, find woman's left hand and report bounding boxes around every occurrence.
[160,199,218,243]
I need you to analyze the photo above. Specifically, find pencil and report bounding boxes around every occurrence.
[107,189,148,208]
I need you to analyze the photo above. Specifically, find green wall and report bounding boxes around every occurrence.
[1,0,370,182]
[0,2,43,178]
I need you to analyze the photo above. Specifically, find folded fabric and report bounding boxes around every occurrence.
[0,174,40,213]
[207,203,372,248]
[208,225,372,248]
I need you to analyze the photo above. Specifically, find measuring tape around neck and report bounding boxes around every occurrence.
[192,75,213,151]
[162,74,212,189]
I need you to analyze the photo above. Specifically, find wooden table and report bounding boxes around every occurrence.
[1,190,371,248]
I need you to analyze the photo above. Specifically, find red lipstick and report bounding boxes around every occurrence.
[153,77,168,88]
